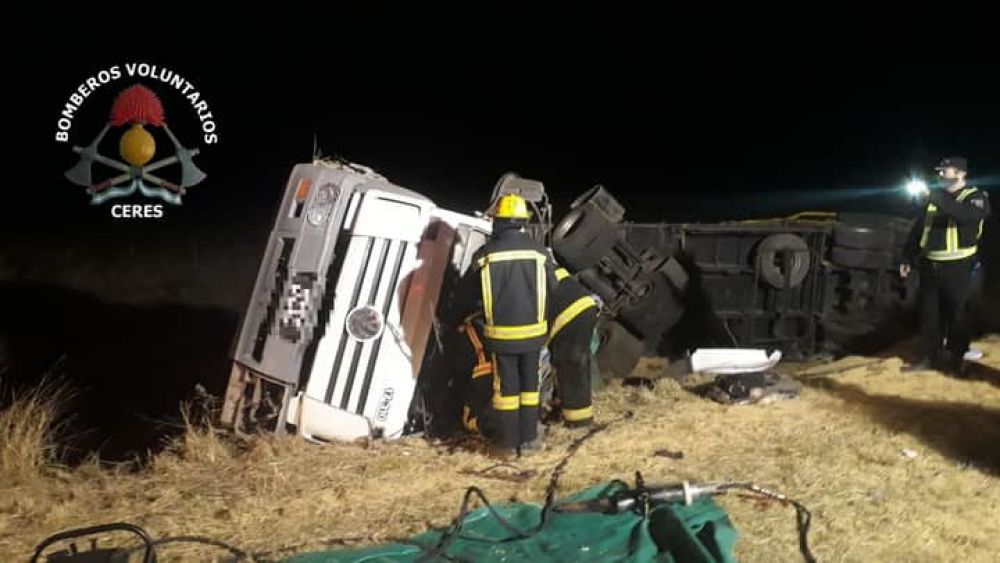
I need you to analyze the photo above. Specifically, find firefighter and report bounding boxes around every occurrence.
[456,312,495,437]
[901,156,991,375]
[446,194,557,457]
[548,266,599,427]
[458,268,599,435]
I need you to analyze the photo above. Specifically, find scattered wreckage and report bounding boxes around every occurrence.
[221,160,917,443]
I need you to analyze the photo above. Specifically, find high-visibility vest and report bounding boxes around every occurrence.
[920,187,985,261]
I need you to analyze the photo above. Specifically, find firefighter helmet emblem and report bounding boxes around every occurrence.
[64,84,206,205]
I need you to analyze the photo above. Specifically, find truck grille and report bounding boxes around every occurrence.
[252,237,295,362]
[323,237,410,415]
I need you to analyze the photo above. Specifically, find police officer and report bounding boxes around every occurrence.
[447,194,557,457]
[901,157,991,375]
[548,266,599,427]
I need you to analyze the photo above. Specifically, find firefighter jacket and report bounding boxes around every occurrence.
[446,225,558,354]
[549,268,599,342]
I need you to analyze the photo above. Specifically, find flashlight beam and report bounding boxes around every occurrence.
[905,178,928,196]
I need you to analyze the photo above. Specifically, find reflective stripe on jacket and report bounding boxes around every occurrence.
[918,187,989,261]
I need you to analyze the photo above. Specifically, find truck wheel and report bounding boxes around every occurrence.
[578,268,621,303]
[756,233,810,289]
[569,185,626,222]
[596,320,644,378]
[617,272,685,339]
[831,247,894,270]
[552,204,619,271]
[821,318,876,353]
[821,312,911,355]
[833,224,895,251]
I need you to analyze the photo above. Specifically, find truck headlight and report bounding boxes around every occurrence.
[307,183,340,226]
[346,305,384,342]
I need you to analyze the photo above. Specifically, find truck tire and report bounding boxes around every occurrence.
[578,268,620,303]
[756,233,810,289]
[833,224,895,251]
[838,213,913,232]
[821,310,912,355]
[821,318,876,353]
[837,213,913,255]
[552,204,619,271]
[596,319,644,378]
[831,247,894,270]
[617,272,685,339]
[570,185,626,223]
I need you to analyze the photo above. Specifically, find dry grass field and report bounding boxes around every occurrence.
[2,337,999,562]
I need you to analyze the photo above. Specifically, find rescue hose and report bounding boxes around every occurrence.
[416,411,636,561]
[726,483,816,563]
[419,409,817,563]
[135,536,252,560]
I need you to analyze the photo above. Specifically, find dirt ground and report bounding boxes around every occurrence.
[3,336,999,562]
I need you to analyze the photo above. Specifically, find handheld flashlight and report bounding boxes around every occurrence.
[905,178,928,197]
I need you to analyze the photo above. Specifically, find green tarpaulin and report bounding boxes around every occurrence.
[285,482,738,562]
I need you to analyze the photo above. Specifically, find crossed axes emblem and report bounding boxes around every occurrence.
[65,123,206,205]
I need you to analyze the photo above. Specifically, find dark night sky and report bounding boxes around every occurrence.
[4,9,999,280]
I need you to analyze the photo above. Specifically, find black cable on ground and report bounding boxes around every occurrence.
[127,535,253,561]
[724,484,816,563]
[543,411,635,509]
[417,411,634,561]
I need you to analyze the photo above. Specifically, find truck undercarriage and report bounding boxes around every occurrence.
[551,189,919,377]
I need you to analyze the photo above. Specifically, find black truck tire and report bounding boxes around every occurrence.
[821,318,877,353]
[831,247,894,270]
[552,204,619,271]
[821,309,913,356]
[578,268,620,303]
[833,223,895,251]
[596,319,644,378]
[617,272,685,340]
[756,233,811,289]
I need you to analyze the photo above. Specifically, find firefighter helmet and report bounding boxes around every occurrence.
[493,194,531,220]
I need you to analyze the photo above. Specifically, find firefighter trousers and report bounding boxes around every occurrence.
[918,257,976,361]
[550,309,597,426]
[492,351,541,450]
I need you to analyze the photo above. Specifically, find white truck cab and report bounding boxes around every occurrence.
[222,159,491,442]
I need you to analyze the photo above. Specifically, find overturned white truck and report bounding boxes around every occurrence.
[221,161,551,443]
[222,161,922,442]
[221,160,492,442]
